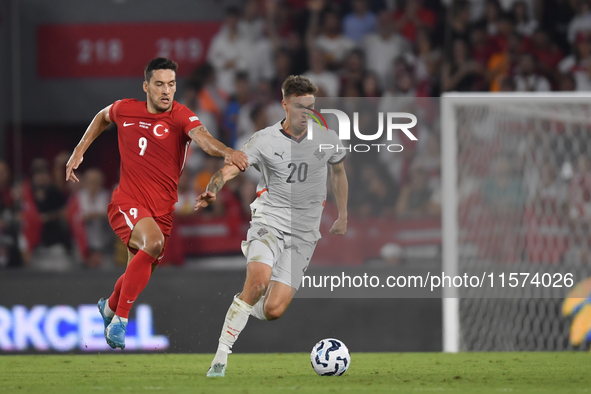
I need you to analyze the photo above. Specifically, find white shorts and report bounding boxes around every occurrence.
[241,223,317,290]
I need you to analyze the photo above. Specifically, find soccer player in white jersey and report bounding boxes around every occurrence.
[195,75,349,377]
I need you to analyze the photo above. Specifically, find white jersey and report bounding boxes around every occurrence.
[241,120,346,242]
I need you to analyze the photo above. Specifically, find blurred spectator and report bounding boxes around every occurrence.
[244,103,269,141]
[393,0,437,43]
[304,48,340,97]
[76,168,110,268]
[284,31,309,75]
[392,63,419,97]
[265,0,308,74]
[183,76,222,173]
[569,154,591,220]
[191,63,229,125]
[498,0,535,15]
[539,0,575,53]
[271,49,295,100]
[499,75,516,91]
[443,39,486,91]
[0,187,27,268]
[568,0,591,44]
[409,27,441,94]
[513,53,551,91]
[224,72,252,149]
[450,1,472,42]
[379,243,404,265]
[559,32,591,91]
[30,161,72,268]
[0,164,27,268]
[395,164,441,218]
[245,3,277,86]
[470,23,497,67]
[563,222,591,265]
[512,0,538,37]
[412,133,441,186]
[484,0,502,36]
[207,6,251,95]
[241,79,284,133]
[487,32,522,91]
[522,29,563,83]
[308,4,356,69]
[532,162,568,206]
[558,72,576,91]
[339,48,366,94]
[0,161,12,208]
[175,170,198,216]
[489,12,516,52]
[239,0,265,42]
[356,163,399,217]
[343,0,377,43]
[362,71,383,98]
[362,9,411,89]
[482,156,525,214]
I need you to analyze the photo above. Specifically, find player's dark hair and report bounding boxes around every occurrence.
[281,75,318,99]
[144,57,178,82]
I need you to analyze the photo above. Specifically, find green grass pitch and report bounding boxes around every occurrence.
[1,352,590,393]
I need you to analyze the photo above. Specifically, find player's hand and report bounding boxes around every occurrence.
[195,191,217,211]
[65,150,83,182]
[329,217,347,235]
[223,148,248,172]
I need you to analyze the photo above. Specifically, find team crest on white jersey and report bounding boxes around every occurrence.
[313,148,326,160]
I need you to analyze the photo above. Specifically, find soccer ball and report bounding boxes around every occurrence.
[310,338,351,376]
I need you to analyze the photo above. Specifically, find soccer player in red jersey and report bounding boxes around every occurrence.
[65,58,248,349]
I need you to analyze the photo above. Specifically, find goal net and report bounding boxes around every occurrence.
[442,93,591,351]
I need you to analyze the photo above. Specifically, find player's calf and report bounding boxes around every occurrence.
[263,300,289,321]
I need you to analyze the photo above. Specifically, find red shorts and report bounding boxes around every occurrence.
[107,197,173,261]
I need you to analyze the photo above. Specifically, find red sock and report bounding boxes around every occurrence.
[108,274,125,312]
[117,250,155,318]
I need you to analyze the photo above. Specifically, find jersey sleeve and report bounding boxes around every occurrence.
[108,100,124,124]
[177,105,203,136]
[240,132,264,168]
[328,129,347,165]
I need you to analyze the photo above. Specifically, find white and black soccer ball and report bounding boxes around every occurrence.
[310,338,351,376]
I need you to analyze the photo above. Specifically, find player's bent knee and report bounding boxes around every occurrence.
[143,235,165,259]
[248,279,268,299]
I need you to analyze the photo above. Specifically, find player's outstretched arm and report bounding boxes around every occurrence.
[66,105,112,182]
[329,162,348,235]
[188,126,248,171]
[194,164,242,211]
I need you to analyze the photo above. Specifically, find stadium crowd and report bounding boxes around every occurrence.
[2,0,591,269]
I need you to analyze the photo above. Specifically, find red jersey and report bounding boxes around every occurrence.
[109,99,202,216]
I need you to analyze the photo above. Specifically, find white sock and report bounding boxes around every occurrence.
[212,296,253,366]
[211,343,231,367]
[113,315,128,324]
[104,300,115,318]
[251,296,268,321]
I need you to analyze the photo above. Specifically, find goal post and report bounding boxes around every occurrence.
[441,92,591,352]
